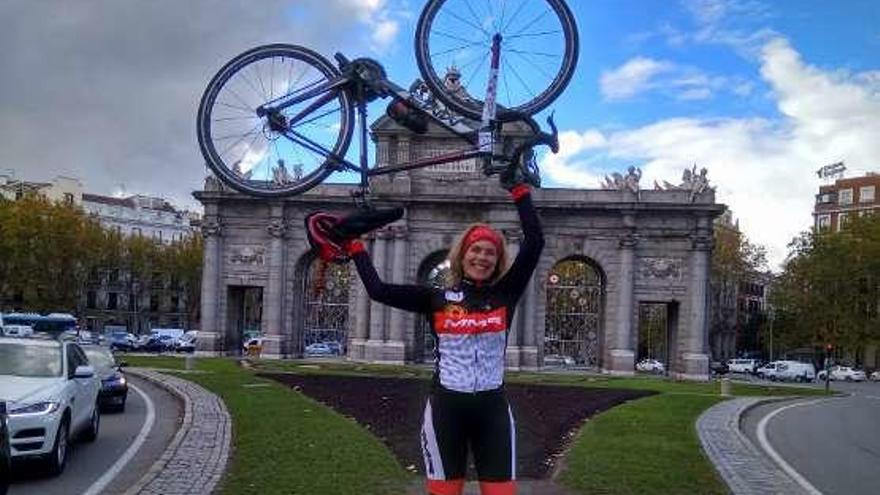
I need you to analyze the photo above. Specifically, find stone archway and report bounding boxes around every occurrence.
[301,256,352,357]
[544,257,604,369]
[414,251,449,362]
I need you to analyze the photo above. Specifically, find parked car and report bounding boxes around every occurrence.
[817,365,867,382]
[175,332,197,353]
[304,342,335,357]
[142,334,175,353]
[774,361,816,382]
[710,361,729,375]
[108,332,137,352]
[870,370,880,382]
[636,358,665,374]
[82,345,129,412]
[543,354,575,367]
[727,359,759,374]
[1,325,33,338]
[756,361,783,381]
[0,336,100,475]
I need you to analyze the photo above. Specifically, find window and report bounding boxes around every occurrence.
[171,294,180,311]
[838,212,849,231]
[63,192,74,205]
[816,193,834,204]
[129,292,136,311]
[859,185,875,203]
[838,188,853,205]
[87,291,97,309]
[109,269,120,283]
[817,214,831,230]
[108,292,118,310]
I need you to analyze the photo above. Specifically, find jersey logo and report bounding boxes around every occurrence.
[434,307,507,334]
[444,290,464,302]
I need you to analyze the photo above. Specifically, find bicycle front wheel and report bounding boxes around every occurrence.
[415,0,579,122]
[197,44,354,197]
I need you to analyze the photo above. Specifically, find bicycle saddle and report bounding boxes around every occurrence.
[305,207,404,262]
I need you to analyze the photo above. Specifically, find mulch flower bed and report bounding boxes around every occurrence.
[260,373,654,479]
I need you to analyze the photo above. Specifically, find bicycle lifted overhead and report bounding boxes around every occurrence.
[196,0,579,204]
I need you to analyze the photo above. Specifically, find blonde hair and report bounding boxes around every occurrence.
[445,223,509,288]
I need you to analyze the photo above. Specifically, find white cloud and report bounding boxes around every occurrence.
[545,38,880,269]
[339,0,401,52]
[600,57,673,100]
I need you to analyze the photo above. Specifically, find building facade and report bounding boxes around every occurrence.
[195,115,724,379]
[813,173,880,231]
[0,172,198,334]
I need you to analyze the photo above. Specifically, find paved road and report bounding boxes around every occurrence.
[9,375,181,495]
[742,381,880,495]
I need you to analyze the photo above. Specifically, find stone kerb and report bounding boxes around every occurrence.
[124,369,231,495]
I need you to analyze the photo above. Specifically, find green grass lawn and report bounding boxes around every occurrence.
[122,355,827,494]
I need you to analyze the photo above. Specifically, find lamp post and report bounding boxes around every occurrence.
[767,307,774,362]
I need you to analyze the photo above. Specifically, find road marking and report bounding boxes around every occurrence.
[81,383,156,495]
[756,399,826,495]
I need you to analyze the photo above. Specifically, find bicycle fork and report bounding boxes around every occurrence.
[479,34,502,171]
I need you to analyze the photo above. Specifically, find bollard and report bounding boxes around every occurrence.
[185,354,195,371]
[720,378,731,397]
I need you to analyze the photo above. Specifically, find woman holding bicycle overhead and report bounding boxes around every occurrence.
[331,177,542,495]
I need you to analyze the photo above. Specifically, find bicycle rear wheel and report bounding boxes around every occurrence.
[415,0,578,122]
[197,44,354,197]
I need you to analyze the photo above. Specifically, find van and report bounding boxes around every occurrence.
[776,361,816,382]
[727,358,758,374]
[1,325,33,338]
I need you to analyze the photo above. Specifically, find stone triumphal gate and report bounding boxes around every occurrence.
[195,108,723,380]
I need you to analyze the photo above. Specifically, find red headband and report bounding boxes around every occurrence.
[463,226,503,253]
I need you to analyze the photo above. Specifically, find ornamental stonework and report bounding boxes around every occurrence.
[640,257,682,281]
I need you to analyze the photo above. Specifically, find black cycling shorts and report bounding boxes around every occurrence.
[420,386,515,482]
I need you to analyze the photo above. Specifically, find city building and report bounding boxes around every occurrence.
[0,172,199,334]
[813,172,880,231]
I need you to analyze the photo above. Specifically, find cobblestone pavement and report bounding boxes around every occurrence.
[122,369,231,495]
[697,397,806,495]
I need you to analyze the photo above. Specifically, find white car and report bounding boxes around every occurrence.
[1,325,33,338]
[727,359,758,374]
[817,365,867,382]
[870,370,880,382]
[0,337,101,475]
[543,354,576,367]
[773,361,816,382]
[756,361,783,380]
[636,358,665,374]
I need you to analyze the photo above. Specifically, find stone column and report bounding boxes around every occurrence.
[196,216,222,356]
[608,213,637,375]
[262,208,287,359]
[383,226,408,362]
[681,217,712,380]
[365,231,390,361]
[519,272,539,370]
[349,277,370,360]
[503,230,523,369]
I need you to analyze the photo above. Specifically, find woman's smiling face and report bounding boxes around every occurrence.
[462,240,499,282]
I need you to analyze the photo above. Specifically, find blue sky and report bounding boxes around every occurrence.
[356,0,880,268]
[2,0,878,269]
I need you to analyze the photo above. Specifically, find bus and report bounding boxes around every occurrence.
[0,312,78,336]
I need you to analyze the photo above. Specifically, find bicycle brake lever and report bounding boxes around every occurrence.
[545,112,559,154]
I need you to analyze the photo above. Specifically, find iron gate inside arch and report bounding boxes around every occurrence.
[416,254,450,362]
[544,258,603,368]
[302,258,351,357]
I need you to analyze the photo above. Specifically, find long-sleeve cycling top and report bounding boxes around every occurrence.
[351,186,544,393]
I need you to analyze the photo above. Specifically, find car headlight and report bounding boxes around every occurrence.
[104,374,127,386]
[9,401,61,416]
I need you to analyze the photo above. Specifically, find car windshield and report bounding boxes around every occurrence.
[84,348,116,369]
[0,342,63,377]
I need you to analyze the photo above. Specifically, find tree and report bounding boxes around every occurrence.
[771,213,880,364]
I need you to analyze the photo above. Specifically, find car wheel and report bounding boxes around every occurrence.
[46,417,69,476]
[845,376,852,382]
[81,402,100,443]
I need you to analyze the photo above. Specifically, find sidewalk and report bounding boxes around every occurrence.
[123,368,232,495]
[696,397,806,495]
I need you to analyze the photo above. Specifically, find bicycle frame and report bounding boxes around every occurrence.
[256,36,511,196]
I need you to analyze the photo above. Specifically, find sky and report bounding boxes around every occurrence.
[1,0,878,269]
